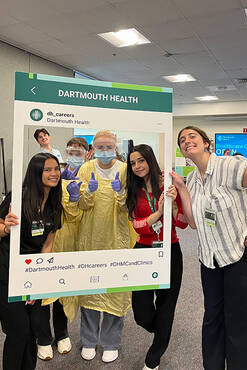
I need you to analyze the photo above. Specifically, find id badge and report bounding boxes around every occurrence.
[204,208,216,226]
[31,220,44,236]
[152,241,163,248]
[152,220,162,233]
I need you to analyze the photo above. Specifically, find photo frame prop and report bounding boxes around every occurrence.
[9,72,173,302]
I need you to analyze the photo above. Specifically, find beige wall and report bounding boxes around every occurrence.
[0,41,74,194]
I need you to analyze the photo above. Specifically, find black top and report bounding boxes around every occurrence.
[0,193,60,281]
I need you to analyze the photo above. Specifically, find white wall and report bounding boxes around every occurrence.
[0,41,74,194]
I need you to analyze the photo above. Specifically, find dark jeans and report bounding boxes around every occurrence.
[37,300,68,345]
[0,280,39,370]
[132,242,183,369]
[201,248,247,370]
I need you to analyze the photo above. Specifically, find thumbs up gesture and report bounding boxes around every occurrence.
[66,181,82,202]
[111,172,122,192]
[88,172,98,193]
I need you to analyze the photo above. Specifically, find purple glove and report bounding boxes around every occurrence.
[66,181,82,202]
[111,172,122,192]
[88,172,98,193]
[61,164,80,180]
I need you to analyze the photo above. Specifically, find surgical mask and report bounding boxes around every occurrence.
[94,150,116,165]
[66,156,84,169]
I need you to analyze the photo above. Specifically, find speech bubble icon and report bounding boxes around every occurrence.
[36,258,43,264]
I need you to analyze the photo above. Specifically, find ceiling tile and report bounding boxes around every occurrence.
[158,37,206,54]
[0,0,246,105]
[0,22,52,44]
[141,20,194,43]
[214,48,247,69]
[114,0,181,26]
[174,0,240,18]
[189,9,246,37]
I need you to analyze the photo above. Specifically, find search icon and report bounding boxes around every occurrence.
[59,278,65,285]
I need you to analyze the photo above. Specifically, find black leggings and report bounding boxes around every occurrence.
[132,242,183,369]
[0,280,40,370]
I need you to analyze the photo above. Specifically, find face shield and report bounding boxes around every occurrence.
[66,146,86,169]
[93,138,116,165]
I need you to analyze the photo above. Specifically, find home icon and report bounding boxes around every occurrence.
[24,281,32,289]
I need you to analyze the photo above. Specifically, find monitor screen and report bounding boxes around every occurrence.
[215,133,247,157]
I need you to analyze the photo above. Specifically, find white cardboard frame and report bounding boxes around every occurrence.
[9,73,173,301]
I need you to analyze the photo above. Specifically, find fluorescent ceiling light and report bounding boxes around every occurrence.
[245,9,247,18]
[98,28,151,47]
[162,74,196,83]
[195,95,219,101]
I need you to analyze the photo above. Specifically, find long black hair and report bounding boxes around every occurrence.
[22,153,63,230]
[126,144,162,219]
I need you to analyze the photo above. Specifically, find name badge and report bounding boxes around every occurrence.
[204,208,216,227]
[152,241,163,248]
[152,220,162,233]
[32,220,44,236]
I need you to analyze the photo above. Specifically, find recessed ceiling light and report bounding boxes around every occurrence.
[162,74,196,83]
[195,96,219,101]
[98,28,151,47]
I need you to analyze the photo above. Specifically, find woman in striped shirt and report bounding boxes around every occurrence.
[171,126,247,370]
[126,144,187,370]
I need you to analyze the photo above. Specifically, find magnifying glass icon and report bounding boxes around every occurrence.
[59,278,65,285]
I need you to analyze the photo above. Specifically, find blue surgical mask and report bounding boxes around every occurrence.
[66,156,84,169]
[94,150,116,165]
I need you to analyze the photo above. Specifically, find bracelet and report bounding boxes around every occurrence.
[3,225,10,235]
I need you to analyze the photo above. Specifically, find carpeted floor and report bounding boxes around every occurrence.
[0,227,204,369]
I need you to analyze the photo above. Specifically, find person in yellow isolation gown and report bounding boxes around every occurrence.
[65,130,137,364]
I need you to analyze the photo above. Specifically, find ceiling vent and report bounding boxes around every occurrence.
[235,78,247,84]
[207,85,236,92]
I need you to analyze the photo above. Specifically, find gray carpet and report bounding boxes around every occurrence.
[0,228,204,369]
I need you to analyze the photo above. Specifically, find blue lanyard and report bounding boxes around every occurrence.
[144,187,157,213]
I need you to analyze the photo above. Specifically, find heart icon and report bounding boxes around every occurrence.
[25,259,32,265]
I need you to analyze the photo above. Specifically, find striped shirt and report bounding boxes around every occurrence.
[186,153,247,268]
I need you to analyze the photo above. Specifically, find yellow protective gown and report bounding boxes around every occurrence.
[43,163,137,321]
[53,180,83,253]
[73,160,134,317]
[42,180,82,321]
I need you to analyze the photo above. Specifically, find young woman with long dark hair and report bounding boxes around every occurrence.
[0,153,63,370]
[126,144,187,370]
[36,137,89,361]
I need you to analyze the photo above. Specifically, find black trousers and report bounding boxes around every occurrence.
[0,280,39,370]
[201,248,247,370]
[37,300,68,345]
[132,242,183,369]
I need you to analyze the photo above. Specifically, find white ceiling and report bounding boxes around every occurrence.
[1,0,247,105]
